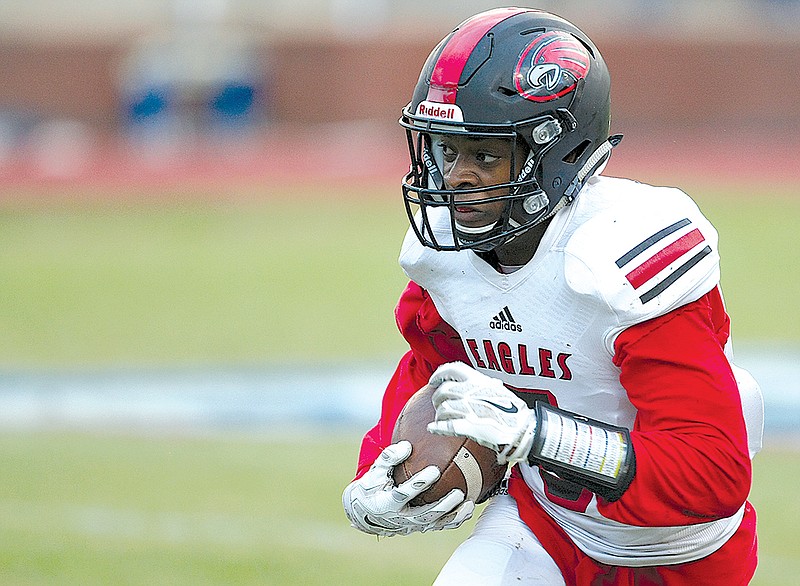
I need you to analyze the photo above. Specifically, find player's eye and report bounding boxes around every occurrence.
[437,141,456,162]
[476,152,501,165]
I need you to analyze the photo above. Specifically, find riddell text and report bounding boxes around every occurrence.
[418,103,457,119]
[465,339,573,379]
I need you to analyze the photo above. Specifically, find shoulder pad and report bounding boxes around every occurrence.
[399,208,463,293]
[564,182,720,335]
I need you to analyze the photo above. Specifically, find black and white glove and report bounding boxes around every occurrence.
[342,440,475,537]
[427,362,538,465]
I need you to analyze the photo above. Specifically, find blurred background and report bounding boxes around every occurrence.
[1,0,799,185]
[0,1,799,585]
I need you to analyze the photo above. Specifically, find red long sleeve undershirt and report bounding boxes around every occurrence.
[603,286,751,524]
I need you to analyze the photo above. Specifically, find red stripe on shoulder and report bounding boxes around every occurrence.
[625,228,705,289]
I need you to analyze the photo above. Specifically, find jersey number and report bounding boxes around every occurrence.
[509,385,593,513]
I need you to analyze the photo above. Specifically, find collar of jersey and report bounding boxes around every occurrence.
[467,199,574,289]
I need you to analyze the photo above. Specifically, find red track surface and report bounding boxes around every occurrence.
[0,124,796,196]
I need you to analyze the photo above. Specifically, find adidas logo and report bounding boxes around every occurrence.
[489,306,523,333]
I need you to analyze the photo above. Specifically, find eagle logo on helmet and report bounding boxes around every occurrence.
[514,31,591,102]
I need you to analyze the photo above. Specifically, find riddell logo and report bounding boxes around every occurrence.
[490,306,522,333]
[416,101,464,122]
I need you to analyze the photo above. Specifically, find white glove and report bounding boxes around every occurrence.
[342,440,475,537]
[427,362,538,465]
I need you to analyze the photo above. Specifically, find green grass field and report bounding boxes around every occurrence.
[1,183,799,367]
[0,181,798,584]
[0,431,796,585]
[0,186,409,367]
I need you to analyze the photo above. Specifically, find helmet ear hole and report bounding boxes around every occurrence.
[563,139,591,164]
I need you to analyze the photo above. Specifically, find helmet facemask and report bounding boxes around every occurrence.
[401,112,568,253]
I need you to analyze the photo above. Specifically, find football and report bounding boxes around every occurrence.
[392,384,507,506]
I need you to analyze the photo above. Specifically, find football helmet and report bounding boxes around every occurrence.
[400,7,621,252]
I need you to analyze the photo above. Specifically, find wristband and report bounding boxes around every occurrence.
[528,402,636,502]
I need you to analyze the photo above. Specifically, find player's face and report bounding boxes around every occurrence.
[436,135,527,229]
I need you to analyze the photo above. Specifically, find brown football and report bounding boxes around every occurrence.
[392,384,507,506]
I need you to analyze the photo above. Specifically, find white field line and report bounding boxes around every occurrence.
[0,348,796,433]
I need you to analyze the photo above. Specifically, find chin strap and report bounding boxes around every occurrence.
[517,134,624,237]
[563,134,623,201]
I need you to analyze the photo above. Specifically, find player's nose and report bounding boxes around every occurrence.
[443,157,480,192]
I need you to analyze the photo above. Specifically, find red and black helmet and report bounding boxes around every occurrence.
[401,7,620,252]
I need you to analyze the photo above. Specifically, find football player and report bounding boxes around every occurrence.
[343,7,764,585]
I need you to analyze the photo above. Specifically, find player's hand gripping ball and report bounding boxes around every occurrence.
[392,383,508,506]
[342,440,473,537]
[427,362,539,465]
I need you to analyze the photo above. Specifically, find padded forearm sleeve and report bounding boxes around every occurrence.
[527,402,636,502]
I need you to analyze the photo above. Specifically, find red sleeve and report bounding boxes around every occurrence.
[599,287,752,526]
[354,281,470,478]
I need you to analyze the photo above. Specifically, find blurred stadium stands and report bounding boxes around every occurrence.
[0,0,798,183]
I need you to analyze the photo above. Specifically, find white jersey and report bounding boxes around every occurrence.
[398,175,747,566]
